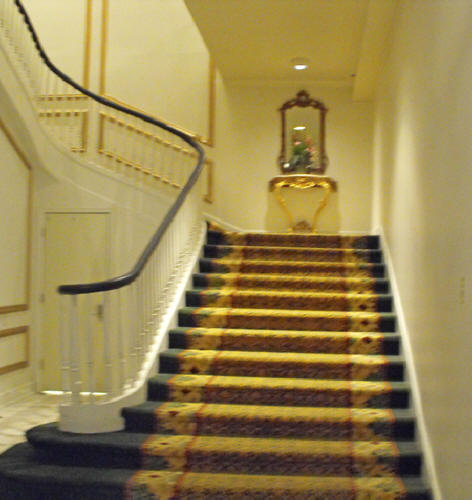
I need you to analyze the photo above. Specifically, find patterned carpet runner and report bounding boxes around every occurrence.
[124,226,428,498]
[0,225,431,499]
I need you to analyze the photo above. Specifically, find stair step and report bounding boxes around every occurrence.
[148,374,410,408]
[0,444,132,500]
[123,401,416,440]
[179,306,396,332]
[200,257,386,277]
[26,424,422,477]
[159,349,405,381]
[186,288,393,312]
[207,229,380,250]
[0,444,431,500]
[169,327,401,355]
[204,244,383,263]
[193,272,390,293]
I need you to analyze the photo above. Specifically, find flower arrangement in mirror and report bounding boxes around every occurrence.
[287,131,320,173]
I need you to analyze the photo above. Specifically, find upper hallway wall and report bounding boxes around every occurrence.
[209,82,374,232]
[21,0,213,144]
[372,2,472,498]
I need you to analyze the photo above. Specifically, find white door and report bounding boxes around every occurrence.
[40,212,109,391]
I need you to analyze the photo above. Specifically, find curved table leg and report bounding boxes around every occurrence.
[311,182,332,233]
[274,183,295,232]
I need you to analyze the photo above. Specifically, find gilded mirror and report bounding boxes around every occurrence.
[278,90,328,174]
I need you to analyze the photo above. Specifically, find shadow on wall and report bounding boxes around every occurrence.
[265,188,340,233]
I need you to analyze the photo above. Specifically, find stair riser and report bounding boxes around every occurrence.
[30,443,423,478]
[142,454,421,478]
[204,245,383,263]
[200,259,385,277]
[193,273,390,294]
[128,417,415,442]
[186,290,393,313]
[179,310,396,333]
[123,409,416,441]
[148,380,410,409]
[169,329,401,355]
[159,353,405,382]
[207,230,380,250]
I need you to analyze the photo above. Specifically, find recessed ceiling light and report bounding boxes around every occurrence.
[293,126,306,130]
[291,57,309,71]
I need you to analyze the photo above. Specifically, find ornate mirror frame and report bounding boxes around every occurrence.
[278,90,328,174]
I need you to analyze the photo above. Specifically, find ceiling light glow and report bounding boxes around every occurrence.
[293,126,306,130]
[291,57,309,71]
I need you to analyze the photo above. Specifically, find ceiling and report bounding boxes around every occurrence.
[184,0,397,100]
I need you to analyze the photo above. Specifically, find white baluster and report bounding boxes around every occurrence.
[69,295,81,405]
[59,294,71,405]
[102,292,113,398]
[86,294,95,403]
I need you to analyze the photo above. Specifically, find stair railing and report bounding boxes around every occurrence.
[0,1,206,432]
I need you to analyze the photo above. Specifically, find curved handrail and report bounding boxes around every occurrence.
[13,0,205,295]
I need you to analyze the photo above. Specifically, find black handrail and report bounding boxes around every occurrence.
[13,0,205,295]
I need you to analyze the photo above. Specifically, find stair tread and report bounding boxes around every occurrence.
[126,400,416,419]
[205,243,380,253]
[150,372,409,389]
[0,444,431,500]
[180,306,395,317]
[161,348,403,363]
[200,258,386,278]
[188,288,390,298]
[187,288,392,311]
[170,326,400,337]
[160,348,404,381]
[169,327,401,355]
[204,244,382,262]
[194,272,389,284]
[27,423,421,456]
[201,257,381,268]
[207,229,380,249]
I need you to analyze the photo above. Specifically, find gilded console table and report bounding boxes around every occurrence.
[269,174,337,233]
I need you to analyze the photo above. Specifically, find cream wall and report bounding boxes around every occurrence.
[209,82,373,232]
[106,0,210,140]
[0,123,31,405]
[22,0,213,143]
[372,2,472,498]
[21,0,86,84]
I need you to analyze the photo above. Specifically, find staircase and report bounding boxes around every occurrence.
[0,225,431,499]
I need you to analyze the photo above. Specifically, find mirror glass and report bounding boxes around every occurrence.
[278,90,328,175]
[285,107,321,172]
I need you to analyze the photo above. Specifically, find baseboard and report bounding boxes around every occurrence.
[378,226,441,500]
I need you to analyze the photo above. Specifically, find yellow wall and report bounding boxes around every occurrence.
[372,2,472,498]
[0,122,31,404]
[21,0,212,142]
[210,82,373,232]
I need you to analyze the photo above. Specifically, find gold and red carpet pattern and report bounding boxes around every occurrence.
[125,227,428,498]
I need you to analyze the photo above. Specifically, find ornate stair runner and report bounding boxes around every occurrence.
[0,226,432,499]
